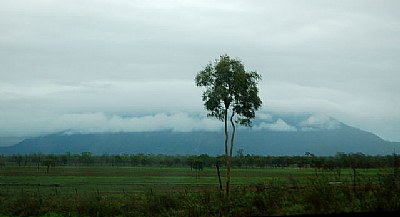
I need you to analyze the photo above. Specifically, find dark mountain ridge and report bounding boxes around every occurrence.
[0,126,398,156]
[1,114,398,156]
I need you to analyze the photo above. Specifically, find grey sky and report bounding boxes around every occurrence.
[0,0,399,141]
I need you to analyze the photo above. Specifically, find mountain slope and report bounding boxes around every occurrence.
[1,114,398,156]
[0,126,398,156]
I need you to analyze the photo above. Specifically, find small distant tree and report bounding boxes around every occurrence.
[0,155,5,168]
[43,155,57,173]
[236,149,245,167]
[13,154,23,166]
[195,54,262,195]
[80,152,93,166]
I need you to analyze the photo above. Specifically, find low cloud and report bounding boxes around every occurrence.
[0,112,222,137]
[299,114,341,131]
[256,119,297,132]
[257,112,273,121]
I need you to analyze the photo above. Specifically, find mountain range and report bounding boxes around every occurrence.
[0,113,398,156]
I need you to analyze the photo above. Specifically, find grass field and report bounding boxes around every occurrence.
[0,166,389,196]
[0,165,398,216]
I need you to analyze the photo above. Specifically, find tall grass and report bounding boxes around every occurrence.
[0,172,399,217]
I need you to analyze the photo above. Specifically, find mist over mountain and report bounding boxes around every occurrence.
[0,113,398,156]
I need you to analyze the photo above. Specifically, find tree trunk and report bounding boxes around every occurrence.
[230,111,236,158]
[226,111,236,196]
[224,108,229,158]
[224,108,230,196]
[216,162,223,191]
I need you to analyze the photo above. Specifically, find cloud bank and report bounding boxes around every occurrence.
[0,112,222,137]
[299,114,341,131]
[256,119,297,132]
[0,0,399,141]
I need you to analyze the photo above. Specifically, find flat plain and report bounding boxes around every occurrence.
[0,166,386,196]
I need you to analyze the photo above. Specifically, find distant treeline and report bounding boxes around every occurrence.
[1,151,399,169]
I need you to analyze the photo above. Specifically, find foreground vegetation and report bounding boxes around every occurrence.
[0,153,399,216]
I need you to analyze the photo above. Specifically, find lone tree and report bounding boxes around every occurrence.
[195,54,262,195]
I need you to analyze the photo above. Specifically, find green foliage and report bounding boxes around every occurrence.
[301,176,353,214]
[195,54,262,125]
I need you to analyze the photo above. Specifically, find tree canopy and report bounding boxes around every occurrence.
[195,54,262,126]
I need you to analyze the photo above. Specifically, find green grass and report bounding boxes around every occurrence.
[0,166,388,196]
[0,166,398,216]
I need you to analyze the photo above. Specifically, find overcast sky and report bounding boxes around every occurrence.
[1,0,399,142]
